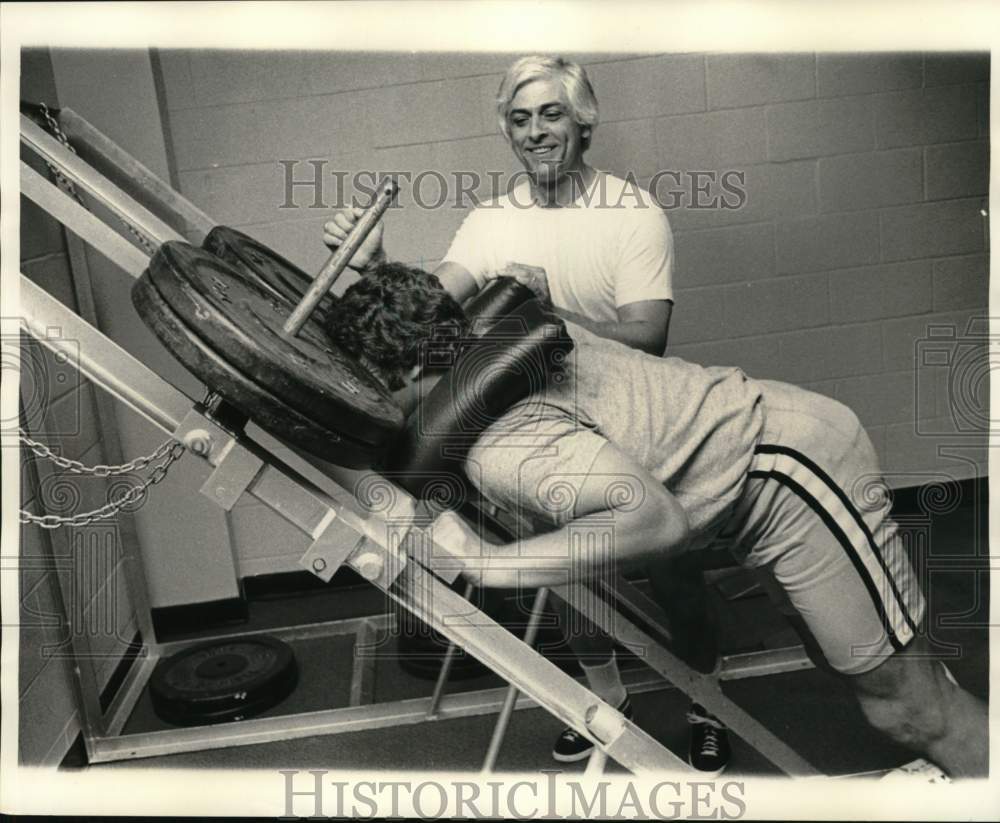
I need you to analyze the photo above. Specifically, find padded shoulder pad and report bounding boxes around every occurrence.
[462,277,535,333]
[381,288,574,506]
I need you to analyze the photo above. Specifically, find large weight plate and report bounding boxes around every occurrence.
[141,241,404,453]
[134,272,391,467]
[202,226,335,318]
[150,635,298,726]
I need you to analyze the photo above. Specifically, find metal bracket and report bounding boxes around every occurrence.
[300,513,367,583]
[199,441,264,510]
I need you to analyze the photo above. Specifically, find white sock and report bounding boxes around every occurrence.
[581,653,627,707]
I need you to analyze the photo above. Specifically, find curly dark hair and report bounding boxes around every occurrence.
[325,262,469,390]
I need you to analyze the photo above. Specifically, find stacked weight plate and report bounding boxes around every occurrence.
[133,241,405,468]
[150,635,298,726]
[201,225,336,322]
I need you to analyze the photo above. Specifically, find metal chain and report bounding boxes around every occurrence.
[19,443,187,529]
[19,428,181,476]
[36,103,158,254]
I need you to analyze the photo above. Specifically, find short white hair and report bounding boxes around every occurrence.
[496,56,599,148]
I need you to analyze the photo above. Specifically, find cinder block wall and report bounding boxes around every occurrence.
[19,48,139,765]
[153,51,988,572]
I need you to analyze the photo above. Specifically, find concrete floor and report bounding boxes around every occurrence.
[81,496,989,777]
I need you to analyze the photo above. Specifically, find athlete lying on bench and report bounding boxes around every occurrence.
[326,262,988,778]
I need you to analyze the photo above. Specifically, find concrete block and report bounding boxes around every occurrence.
[932,254,988,311]
[230,502,310,562]
[706,53,814,109]
[303,52,513,97]
[366,76,494,148]
[662,160,817,232]
[881,308,985,372]
[775,322,883,383]
[875,85,979,149]
[29,381,101,465]
[587,55,706,122]
[18,645,76,765]
[883,418,986,478]
[19,332,85,430]
[818,149,923,213]
[655,107,768,169]
[21,196,67,262]
[20,252,76,312]
[924,53,989,87]
[836,370,933,428]
[188,50,308,107]
[880,198,984,262]
[239,216,333,273]
[181,147,380,225]
[673,222,775,286]
[767,96,875,161]
[588,118,660,181]
[816,53,923,97]
[925,140,989,200]
[666,286,729,345]
[21,47,59,103]
[669,334,781,378]
[829,260,933,323]
[776,211,879,275]
[722,273,829,338]
[977,83,989,138]
[169,89,375,171]
[428,134,520,207]
[153,49,195,110]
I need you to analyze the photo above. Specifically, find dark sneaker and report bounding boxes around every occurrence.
[552,698,633,763]
[686,703,730,775]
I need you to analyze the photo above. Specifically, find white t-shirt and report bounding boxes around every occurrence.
[443,172,674,322]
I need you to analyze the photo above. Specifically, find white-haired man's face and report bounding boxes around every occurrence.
[507,77,589,191]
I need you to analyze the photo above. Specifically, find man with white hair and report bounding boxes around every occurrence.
[323,54,729,772]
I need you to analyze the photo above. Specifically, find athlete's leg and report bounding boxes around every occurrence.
[849,637,987,777]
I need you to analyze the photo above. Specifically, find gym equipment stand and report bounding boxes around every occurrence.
[16,109,819,775]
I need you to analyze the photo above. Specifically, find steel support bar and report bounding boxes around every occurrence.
[20,275,193,434]
[21,161,150,278]
[482,587,549,771]
[387,566,683,773]
[20,280,682,772]
[57,107,216,243]
[554,582,820,776]
[87,665,674,764]
[20,114,185,250]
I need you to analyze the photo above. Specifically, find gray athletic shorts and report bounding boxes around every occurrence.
[721,380,926,676]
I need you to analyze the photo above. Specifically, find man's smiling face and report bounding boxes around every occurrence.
[507,76,588,190]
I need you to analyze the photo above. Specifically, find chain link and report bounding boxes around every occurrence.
[20,442,187,529]
[36,103,158,254]
[19,429,181,477]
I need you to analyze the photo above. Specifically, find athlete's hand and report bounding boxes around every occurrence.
[500,261,551,305]
[322,205,386,273]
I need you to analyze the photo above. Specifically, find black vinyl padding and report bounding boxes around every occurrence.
[382,278,574,507]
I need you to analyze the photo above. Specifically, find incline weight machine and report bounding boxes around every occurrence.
[16,106,818,774]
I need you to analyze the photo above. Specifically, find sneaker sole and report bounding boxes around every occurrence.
[687,756,727,777]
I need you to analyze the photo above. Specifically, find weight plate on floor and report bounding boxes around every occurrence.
[134,271,392,467]
[202,226,335,319]
[149,635,298,726]
[134,242,405,462]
